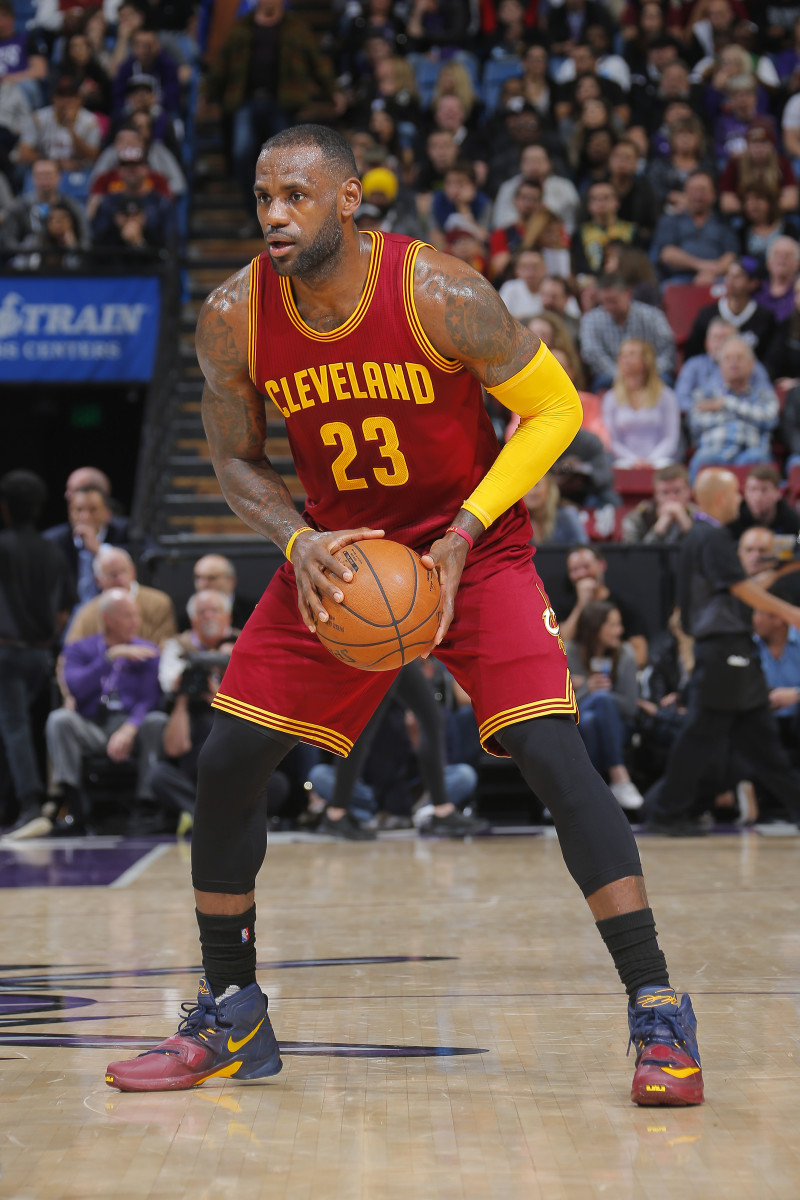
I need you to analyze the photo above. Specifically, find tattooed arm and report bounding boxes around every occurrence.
[197,267,301,550]
[412,248,582,647]
[196,268,384,631]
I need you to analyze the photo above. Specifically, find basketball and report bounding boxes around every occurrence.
[315,539,442,671]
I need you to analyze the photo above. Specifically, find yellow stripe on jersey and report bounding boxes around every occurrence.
[211,693,354,757]
[461,343,583,529]
[278,231,384,342]
[248,255,260,385]
[478,676,578,754]
[402,241,463,374]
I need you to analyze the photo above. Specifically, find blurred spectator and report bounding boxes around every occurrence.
[738,187,790,263]
[14,76,102,172]
[86,137,171,220]
[537,275,582,341]
[606,136,658,240]
[355,165,423,238]
[107,1,146,80]
[550,429,616,510]
[112,27,181,115]
[428,159,490,252]
[571,119,617,192]
[523,472,588,546]
[622,464,697,543]
[566,600,644,810]
[571,179,638,276]
[0,157,89,253]
[520,42,553,122]
[687,336,779,481]
[713,74,772,168]
[718,118,798,217]
[772,13,800,82]
[728,466,800,540]
[90,119,185,202]
[650,170,738,285]
[204,0,346,217]
[602,338,681,467]
[338,0,408,80]
[425,94,486,179]
[579,273,675,390]
[430,60,481,126]
[159,589,238,695]
[413,127,459,195]
[84,9,114,76]
[0,0,48,107]
[601,241,661,307]
[752,608,800,751]
[546,0,617,59]
[0,470,75,838]
[683,260,776,362]
[674,316,770,413]
[647,115,713,213]
[487,176,545,282]
[405,0,474,54]
[44,483,129,603]
[57,28,112,118]
[755,236,800,324]
[498,247,546,321]
[478,0,535,60]
[106,74,185,165]
[45,589,165,835]
[65,545,177,649]
[737,525,778,580]
[14,199,87,270]
[492,143,581,235]
[766,275,800,386]
[779,384,800,471]
[560,545,649,665]
[90,180,176,258]
[186,553,257,631]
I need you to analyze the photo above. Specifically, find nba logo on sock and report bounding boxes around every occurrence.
[241,927,250,943]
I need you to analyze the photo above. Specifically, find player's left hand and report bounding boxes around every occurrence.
[420,531,470,652]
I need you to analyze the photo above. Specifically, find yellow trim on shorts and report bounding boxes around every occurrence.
[278,230,383,342]
[478,674,578,755]
[402,240,463,374]
[212,693,353,757]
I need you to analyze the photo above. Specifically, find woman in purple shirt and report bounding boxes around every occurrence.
[602,339,682,467]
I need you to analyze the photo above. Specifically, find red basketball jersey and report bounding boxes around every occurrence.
[248,231,529,554]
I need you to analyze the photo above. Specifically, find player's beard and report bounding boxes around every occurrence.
[267,203,344,281]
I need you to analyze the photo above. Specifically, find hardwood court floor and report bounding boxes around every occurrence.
[1,829,799,1200]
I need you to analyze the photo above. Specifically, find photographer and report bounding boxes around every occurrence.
[149,591,289,827]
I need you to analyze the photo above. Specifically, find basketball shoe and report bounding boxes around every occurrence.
[105,978,283,1092]
[628,985,704,1106]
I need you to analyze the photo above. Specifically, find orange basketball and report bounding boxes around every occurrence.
[315,539,442,671]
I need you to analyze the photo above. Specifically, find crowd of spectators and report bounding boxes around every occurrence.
[0,0,195,266]
[5,0,800,834]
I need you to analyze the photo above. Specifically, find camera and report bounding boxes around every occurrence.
[177,651,231,701]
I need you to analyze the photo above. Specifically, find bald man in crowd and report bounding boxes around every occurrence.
[181,554,256,631]
[66,545,176,647]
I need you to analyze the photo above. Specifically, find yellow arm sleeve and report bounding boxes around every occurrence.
[461,342,583,529]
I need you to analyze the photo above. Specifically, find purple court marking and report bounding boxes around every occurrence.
[0,841,160,888]
[0,1031,485,1057]
[0,994,93,1017]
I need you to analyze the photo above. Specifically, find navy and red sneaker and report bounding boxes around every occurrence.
[628,986,704,1106]
[105,978,283,1092]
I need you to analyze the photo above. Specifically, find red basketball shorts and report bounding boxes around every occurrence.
[212,538,576,757]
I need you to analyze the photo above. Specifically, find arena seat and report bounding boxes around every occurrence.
[407,55,443,110]
[662,283,714,349]
[613,466,655,502]
[481,57,525,116]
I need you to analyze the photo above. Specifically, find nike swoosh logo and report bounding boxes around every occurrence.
[227,1017,265,1053]
[661,1067,700,1078]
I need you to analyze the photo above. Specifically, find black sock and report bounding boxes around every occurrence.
[196,905,257,998]
[596,908,670,1002]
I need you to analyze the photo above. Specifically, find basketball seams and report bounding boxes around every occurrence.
[352,543,406,665]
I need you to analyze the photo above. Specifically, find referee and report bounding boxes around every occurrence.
[646,468,800,833]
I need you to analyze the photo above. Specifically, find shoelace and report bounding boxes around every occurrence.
[140,999,231,1059]
[627,1005,691,1059]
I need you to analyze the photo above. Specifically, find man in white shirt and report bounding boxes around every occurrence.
[491,144,580,234]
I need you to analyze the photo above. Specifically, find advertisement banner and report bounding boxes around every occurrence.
[0,275,162,383]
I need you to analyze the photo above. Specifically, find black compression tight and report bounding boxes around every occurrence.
[497,716,642,898]
[191,713,298,895]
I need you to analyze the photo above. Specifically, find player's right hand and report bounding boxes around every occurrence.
[290,527,385,633]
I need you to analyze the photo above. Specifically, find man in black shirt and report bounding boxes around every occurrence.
[646,468,800,833]
[0,471,75,835]
[727,465,800,542]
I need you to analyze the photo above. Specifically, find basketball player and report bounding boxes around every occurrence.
[106,126,703,1106]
